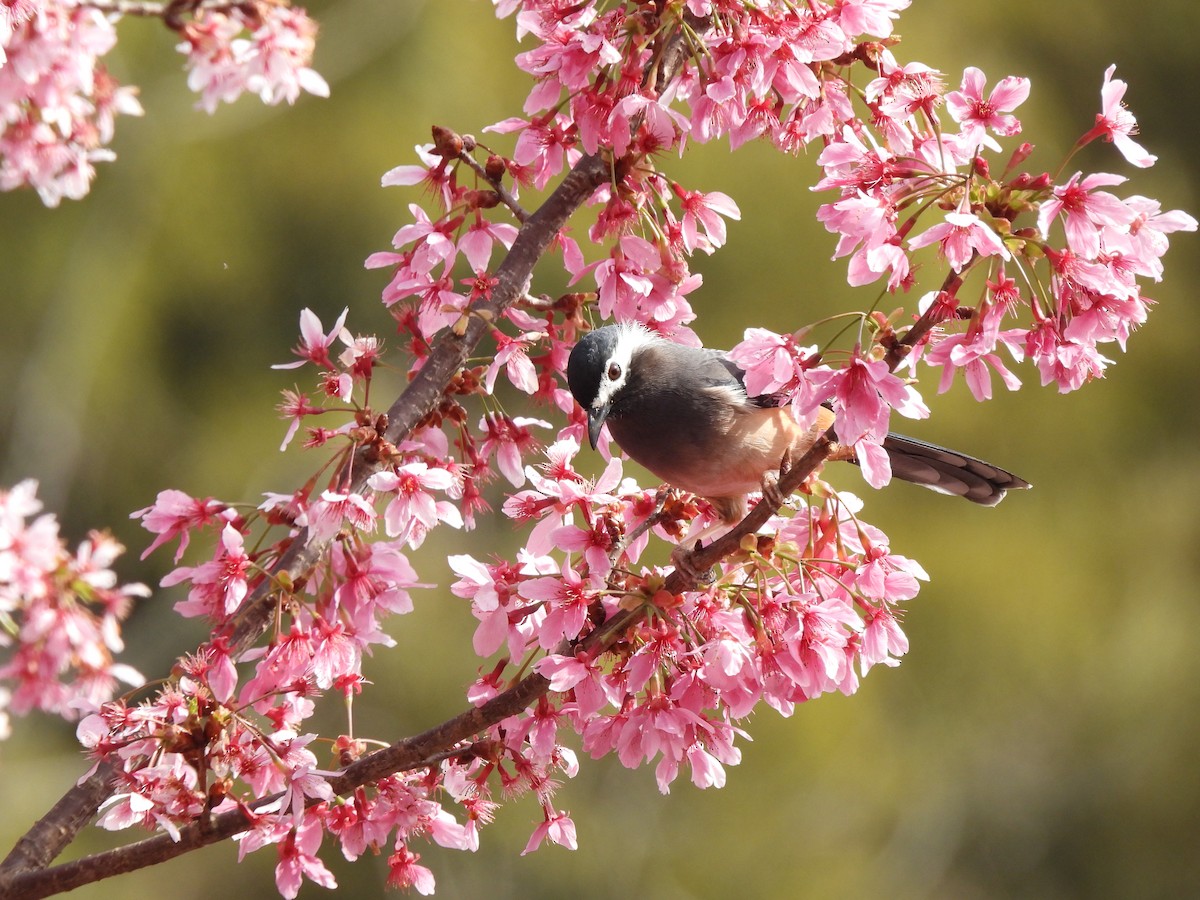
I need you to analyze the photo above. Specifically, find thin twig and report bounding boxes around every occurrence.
[606,488,670,572]
[456,149,530,223]
[883,256,973,370]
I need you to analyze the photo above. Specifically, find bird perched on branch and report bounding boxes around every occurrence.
[566,323,1030,532]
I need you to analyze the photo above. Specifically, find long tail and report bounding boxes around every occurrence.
[880,433,1031,506]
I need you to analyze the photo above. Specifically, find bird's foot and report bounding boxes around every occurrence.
[760,462,788,509]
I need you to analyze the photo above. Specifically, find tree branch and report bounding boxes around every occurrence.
[0,431,832,900]
[0,16,715,892]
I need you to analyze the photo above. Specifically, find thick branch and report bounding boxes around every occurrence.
[0,148,610,884]
[0,434,831,900]
[0,17,720,893]
[1,398,829,900]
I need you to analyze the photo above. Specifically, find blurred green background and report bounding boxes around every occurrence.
[2,1,1198,897]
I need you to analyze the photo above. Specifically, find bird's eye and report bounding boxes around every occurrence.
[606,361,622,381]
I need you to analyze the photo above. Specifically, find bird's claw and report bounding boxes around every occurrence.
[759,470,786,509]
[757,458,789,513]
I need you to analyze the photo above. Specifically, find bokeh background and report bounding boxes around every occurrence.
[2,1,1198,897]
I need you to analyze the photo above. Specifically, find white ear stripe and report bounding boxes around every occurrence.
[592,323,660,409]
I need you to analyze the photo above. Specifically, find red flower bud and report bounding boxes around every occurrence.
[485,154,506,182]
[1003,141,1035,175]
[431,125,463,159]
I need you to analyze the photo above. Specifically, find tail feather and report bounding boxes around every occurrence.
[881,434,1031,506]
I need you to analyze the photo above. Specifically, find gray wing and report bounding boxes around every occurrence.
[707,350,783,409]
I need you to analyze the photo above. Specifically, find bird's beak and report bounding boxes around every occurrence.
[586,403,609,450]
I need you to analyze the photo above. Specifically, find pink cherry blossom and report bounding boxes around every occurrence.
[131,489,228,561]
[379,144,459,209]
[369,462,463,549]
[925,297,1026,401]
[550,513,618,577]
[1088,64,1156,168]
[504,438,622,556]
[273,307,350,371]
[302,490,377,544]
[672,184,741,254]
[832,0,911,38]
[518,560,601,649]
[521,808,577,855]
[96,752,205,841]
[414,275,471,339]
[833,355,930,445]
[859,603,909,674]
[484,330,541,395]
[478,414,551,487]
[459,215,519,272]
[1025,319,1111,393]
[242,6,329,107]
[485,113,579,190]
[816,190,903,284]
[945,66,1030,151]
[0,2,142,205]
[331,538,426,636]
[866,54,945,130]
[448,554,530,658]
[274,812,337,899]
[275,389,326,451]
[909,211,1010,271]
[534,652,610,717]
[821,356,929,488]
[387,845,437,894]
[0,482,146,724]
[1037,172,1137,259]
[177,7,327,114]
[274,732,335,824]
[1107,196,1198,281]
[163,522,252,619]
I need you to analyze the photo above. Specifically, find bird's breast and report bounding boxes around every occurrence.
[608,403,817,499]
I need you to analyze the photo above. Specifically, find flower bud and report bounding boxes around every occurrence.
[485,154,507,182]
[465,189,501,210]
[431,125,463,159]
[1004,141,1035,175]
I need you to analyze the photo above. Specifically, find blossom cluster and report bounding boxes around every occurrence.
[0,479,146,738]
[108,421,922,898]
[91,305,484,894]
[0,0,142,205]
[0,0,326,205]
[457,440,923,793]
[105,489,456,892]
[40,1,1193,897]
[717,56,1194,474]
[371,0,1194,495]
[80,701,477,897]
[175,4,328,113]
[805,62,1195,402]
[181,279,925,893]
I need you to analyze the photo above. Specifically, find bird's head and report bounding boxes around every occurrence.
[566,323,659,449]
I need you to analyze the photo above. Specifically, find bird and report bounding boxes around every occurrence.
[566,322,1031,532]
